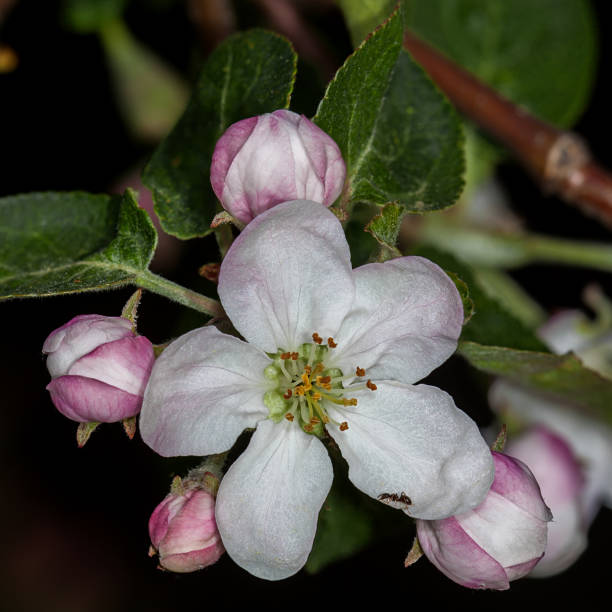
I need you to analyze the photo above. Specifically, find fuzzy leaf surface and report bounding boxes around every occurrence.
[314,6,464,213]
[143,30,297,239]
[0,190,156,299]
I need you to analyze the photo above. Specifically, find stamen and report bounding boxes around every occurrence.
[283,389,293,399]
[342,398,358,406]
[301,373,312,391]
[339,422,349,431]
[312,392,322,401]
[366,380,377,391]
[327,337,337,348]
[355,367,366,377]
[312,332,323,344]
[304,365,312,376]
[310,417,320,425]
[280,352,291,360]
[291,352,299,360]
[295,385,305,396]
[303,423,314,433]
[285,413,294,422]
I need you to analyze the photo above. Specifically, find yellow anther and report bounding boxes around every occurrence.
[327,337,337,348]
[304,365,312,376]
[285,413,295,422]
[366,380,377,391]
[310,417,321,425]
[312,392,322,401]
[312,332,323,344]
[339,422,349,431]
[301,373,312,391]
[313,363,325,375]
[342,398,358,407]
[295,386,305,396]
[356,367,366,377]
[303,423,314,432]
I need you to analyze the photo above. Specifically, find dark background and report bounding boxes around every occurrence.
[1,1,611,610]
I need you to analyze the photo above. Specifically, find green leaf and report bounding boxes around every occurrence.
[406,0,597,127]
[337,0,397,48]
[365,202,405,257]
[413,246,546,351]
[460,341,612,426]
[314,5,464,214]
[0,190,157,299]
[142,30,297,239]
[306,482,374,574]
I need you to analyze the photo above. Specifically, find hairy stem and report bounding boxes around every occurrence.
[135,269,225,318]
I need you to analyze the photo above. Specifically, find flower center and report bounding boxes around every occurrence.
[263,332,377,436]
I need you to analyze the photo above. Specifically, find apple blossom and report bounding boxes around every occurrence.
[505,427,587,577]
[139,200,494,581]
[43,314,155,423]
[149,474,224,573]
[210,110,346,224]
[416,451,552,590]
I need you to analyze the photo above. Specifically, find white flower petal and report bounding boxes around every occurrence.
[327,381,493,519]
[140,327,270,457]
[215,419,333,580]
[330,257,463,384]
[218,200,354,353]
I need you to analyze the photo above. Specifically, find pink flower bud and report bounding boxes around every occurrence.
[210,109,346,224]
[416,451,552,590]
[43,314,155,422]
[149,486,224,573]
[505,427,587,577]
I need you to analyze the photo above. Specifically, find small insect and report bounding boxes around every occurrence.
[378,492,412,506]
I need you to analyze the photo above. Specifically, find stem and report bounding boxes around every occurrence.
[215,223,235,259]
[403,30,612,229]
[135,269,225,318]
[422,222,612,273]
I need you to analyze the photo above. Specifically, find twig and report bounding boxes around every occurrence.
[403,30,612,229]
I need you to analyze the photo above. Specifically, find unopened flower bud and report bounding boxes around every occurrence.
[506,427,587,577]
[416,451,552,590]
[149,477,224,573]
[210,109,346,224]
[43,314,154,423]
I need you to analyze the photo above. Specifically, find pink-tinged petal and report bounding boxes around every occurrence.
[210,115,258,207]
[44,315,133,378]
[68,336,154,396]
[489,380,612,518]
[330,257,463,385]
[211,111,345,223]
[326,382,493,519]
[47,375,142,422]
[215,419,333,580]
[458,488,549,569]
[218,200,354,353]
[528,502,586,577]
[490,452,553,522]
[504,556,544,581]
[417,518,510,590]
[149,489,224,573]
[139,327,270,457]
[506,427,584,507]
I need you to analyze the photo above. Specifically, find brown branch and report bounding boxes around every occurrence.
[403,30,612,229]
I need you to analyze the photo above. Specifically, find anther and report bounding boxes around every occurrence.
[327,337,337,348]
[283,389,293,399]
[280,352,291,360]
[342,398,358,406]
[285,413,294,422]
[291,352,299,360]
[295,386,305,396]
[312,392,322,401]
[355,367,366,377]
[312,332,323,344]
[310,417,321,425]
[366,380,377,391]
[304,365,312,376]
[303,423,314,432]
[339,422,349,431]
